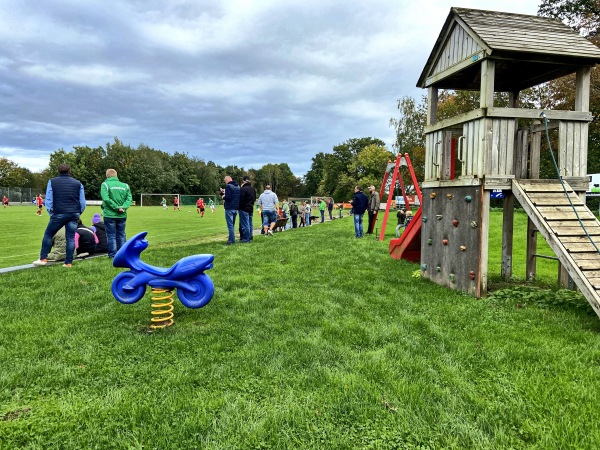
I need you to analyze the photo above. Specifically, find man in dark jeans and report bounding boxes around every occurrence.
[33,164,86,268]
[222,175,240,244]
[238,176,256,243]
[101,168,133,258]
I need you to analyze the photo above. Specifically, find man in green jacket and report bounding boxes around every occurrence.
[101,168,132,258]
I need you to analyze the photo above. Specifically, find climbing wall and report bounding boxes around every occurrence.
[420,186,483,296]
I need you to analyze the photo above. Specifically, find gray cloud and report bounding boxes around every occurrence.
[0,0,540,175]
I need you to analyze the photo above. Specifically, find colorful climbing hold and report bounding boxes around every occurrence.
[452,219,459,227]
[464,195,472,202]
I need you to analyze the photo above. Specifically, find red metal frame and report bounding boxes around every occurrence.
[378,153,421,241]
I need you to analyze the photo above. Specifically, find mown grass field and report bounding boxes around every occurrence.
[1,205,600,449]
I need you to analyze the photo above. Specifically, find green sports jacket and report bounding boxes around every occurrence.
[101,176,132,219]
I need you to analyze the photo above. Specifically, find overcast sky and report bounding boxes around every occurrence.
[1,0,541,176]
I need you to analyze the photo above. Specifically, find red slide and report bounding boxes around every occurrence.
[389,207,422,263]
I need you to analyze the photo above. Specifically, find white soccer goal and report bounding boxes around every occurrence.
[140,193,180,208]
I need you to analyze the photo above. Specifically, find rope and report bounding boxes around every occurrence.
[540,111,600,254]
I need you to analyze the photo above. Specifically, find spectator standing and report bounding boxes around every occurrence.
[101,168,133,258]
[367,185,380,234]
[33,163,86,267]
[328,199,334,220]
[222,175,240,244]
[258,184,279,236]
[395,209,407,237]
[319,198,326,223]
[92,213,108,253]
[35,193,44,216]
[299,202,306,227]
[289,200,299,228]
[305,202,312,226]
[282,199,290,230]
[239,176,256,243]
[351,186,369,238]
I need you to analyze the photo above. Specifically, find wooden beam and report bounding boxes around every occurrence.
[487,108,593,121]
[502,193,515,280]
[479,188,491,297]
[480,59,495,109]
[427,87,438,126]
[424,108,484,134]
[575,67,591,112]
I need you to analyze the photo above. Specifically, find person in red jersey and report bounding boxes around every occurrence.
[196,198,205,216]
[173,196,180,211]
[2,195,8,208]
[36,194,44,216]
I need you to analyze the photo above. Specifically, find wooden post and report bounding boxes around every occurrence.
[501,194,514,280]
[526,130,541,280]
[501,91,519,280]
[480,60,495,109]
[428,87,438,126]
[575,67,591,112]
[479,188,491,297]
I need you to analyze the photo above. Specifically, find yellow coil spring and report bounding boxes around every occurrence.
[150,287,174,329]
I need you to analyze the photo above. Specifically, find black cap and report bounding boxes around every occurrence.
[243,176,250,182]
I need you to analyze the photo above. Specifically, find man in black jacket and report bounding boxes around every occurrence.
[222,175,240,245]
[238,176,256,243]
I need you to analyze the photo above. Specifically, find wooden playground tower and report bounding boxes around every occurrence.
[416,8,600,316]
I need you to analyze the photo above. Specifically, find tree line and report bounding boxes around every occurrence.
[0,138,302,201]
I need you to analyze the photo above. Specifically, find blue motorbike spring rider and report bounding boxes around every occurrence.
[111,231,215,309]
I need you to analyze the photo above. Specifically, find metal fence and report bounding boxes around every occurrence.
[0,187,42,204]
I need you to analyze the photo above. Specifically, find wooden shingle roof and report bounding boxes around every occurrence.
[417,7,600,91]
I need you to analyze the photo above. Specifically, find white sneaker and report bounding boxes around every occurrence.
[267,229,274,236]
[77,252,89,258]
[32,259,48,266]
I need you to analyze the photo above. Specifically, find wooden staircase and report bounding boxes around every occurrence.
[512,179,600,318]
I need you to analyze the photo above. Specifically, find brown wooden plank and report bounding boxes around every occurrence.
[576,260,600,270]
[537,206,591,213]
[581,270,600,278]
[571,253,600,262]
[553,227,600,236]
[564,243,600,253]
[523,186,574,193]
[545,214,597,222]
[546,219,599,228]
[588,278,600,289]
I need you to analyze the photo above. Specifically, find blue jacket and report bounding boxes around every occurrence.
[224,181,240,210]
[351,191,368,214]
[46,173,86,215]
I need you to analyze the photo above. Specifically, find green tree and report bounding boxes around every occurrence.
[0,158,33,188]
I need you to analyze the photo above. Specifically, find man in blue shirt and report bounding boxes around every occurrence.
[33,164,86,267]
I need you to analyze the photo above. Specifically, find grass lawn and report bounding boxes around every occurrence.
[1,206,600,448]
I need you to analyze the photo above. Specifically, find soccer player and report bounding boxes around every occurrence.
[2,195,8,209]
[173,196,180,211]
[35,193,44,216]
[196,197,205,216]
[161,197,167,210]
[209,198,215,213]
